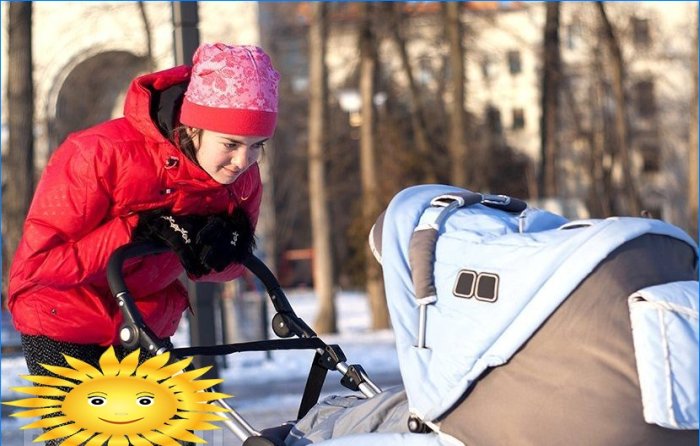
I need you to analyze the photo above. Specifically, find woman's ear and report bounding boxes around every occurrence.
[187,127,202,150]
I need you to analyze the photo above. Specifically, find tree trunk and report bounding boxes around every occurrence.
[360,3,389,330]
[539,2,561,198]
[3,2,34,305]
[589,45,614,218]
[138,2,154,72]
[308,2,337,334]
[688,9,698,238]
[385,3,435,183]
[444,2,469,188]
[596,2,641,216]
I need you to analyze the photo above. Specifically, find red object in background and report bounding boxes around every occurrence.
[277,248,314,288]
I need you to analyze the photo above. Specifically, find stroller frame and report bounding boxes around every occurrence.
[107,242,382,444]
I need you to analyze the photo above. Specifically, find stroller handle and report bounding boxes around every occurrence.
[107,242,382,442]
[107,242,317,353]
[107,242,170,297]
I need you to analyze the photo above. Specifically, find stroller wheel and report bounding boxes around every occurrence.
[272,313,292,338]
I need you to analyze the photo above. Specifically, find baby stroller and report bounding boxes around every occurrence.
[109,184,699,446]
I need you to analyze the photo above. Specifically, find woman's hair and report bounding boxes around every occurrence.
[173,126,202,163]
[171,125,267,165]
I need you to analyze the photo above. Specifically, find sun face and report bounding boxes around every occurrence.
[5,347,231,445]
[62,375,178,435]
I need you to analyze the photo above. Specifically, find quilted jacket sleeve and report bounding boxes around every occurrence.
[12,137,138,289]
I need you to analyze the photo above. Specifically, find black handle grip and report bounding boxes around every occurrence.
[107,242,170,297]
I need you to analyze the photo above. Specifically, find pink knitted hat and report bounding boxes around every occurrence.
[180,43,280,137]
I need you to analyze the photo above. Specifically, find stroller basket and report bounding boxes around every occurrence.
[106,242,382,444]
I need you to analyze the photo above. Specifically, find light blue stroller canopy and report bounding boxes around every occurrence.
[285,185,698,446]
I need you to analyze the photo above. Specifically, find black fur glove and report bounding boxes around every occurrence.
[196,207,256,273]
[133,210,210,278]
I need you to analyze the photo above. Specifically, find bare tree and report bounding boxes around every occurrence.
[3,2,34,304]
[359,3,389,330]
[588,42,615,218]
[308,2,337,334]
[137,2,154,71]
[539,2,561,198]
[596,2,641,216]
[688,9,698,238]
[384,3,435,183]
[444,2,469,188]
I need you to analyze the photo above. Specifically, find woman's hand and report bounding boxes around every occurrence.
[196,207,256,273]
[132,210,210,277]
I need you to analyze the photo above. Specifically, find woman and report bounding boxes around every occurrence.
[8,43,280,379]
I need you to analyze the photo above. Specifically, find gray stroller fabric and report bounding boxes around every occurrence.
[285,386,410,445]
[440,234,698,446]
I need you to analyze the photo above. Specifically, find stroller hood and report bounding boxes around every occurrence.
[376,184,696,422]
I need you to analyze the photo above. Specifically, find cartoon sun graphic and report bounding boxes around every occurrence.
[5,347,231,445]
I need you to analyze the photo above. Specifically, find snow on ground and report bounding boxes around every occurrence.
[213,289,399,388]
[1,289,401,446]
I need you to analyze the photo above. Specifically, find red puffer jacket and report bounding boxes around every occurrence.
[8,65,262,346]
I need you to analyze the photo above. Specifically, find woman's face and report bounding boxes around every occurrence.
[191,129,267,185]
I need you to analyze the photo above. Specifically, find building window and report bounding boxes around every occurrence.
[566,20,583,50]
[640,143,660,173]
[481,56,495,80]
[512,108,525,130]
[486,106,502,134]
[635,80,656,118]
[507,50,521,75]
[632,17,651,48]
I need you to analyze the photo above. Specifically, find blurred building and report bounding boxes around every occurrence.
[263,2,695,224]
[1,2,264,169]
[1,2,696,283]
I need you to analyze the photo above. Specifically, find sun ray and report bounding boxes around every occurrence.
[158,424,206,443]
[4,397,62,408]
[176,400,230,413]
[184,391,231,403]
[165,376,222,395]
[19,375,77,388]
[144,357,194,381]
[116,349,141,376]
[11,386,68,398]
[98,347,121,376]
[134,353,171,378]
[21,415,73,430]
[84,432,111,446]
[176,411,229,422]
[35,423,82,442]
[162,367,211,387]
[62,356,103,378]
[166,418,220,431]
[141,430,181,446]
[169,378,223,392]
[40,364,93,382]
[107,434,129,446]
[61,429,95,446]
[10,407,63,418]
[127,433,155,446]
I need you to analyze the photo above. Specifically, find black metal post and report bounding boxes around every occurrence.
[186,281,221,382]
[171,2,220,382]
[172,2,200,65]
